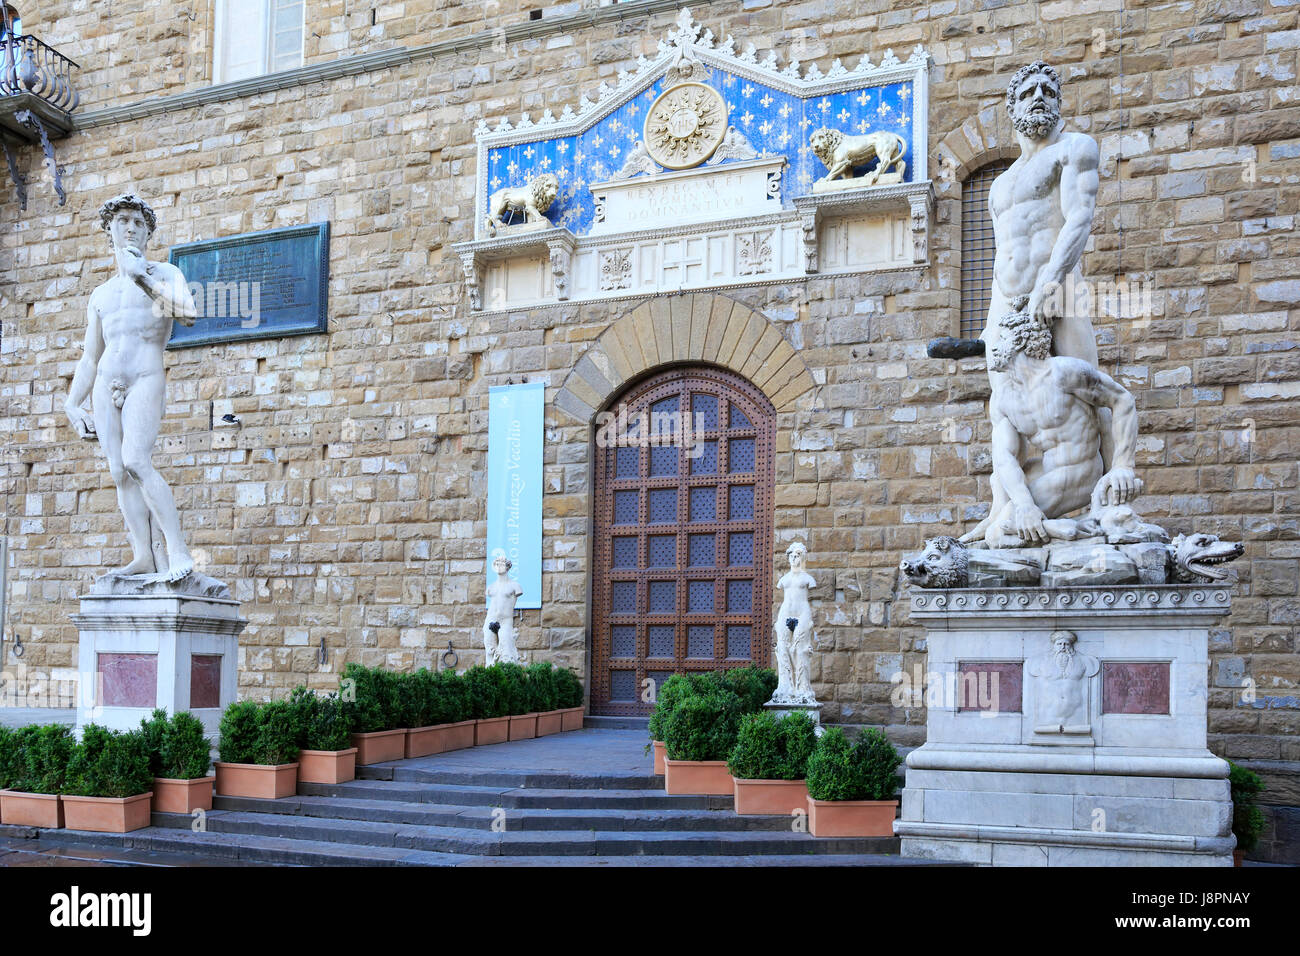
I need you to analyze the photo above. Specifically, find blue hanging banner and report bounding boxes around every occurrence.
[487,381,545,609]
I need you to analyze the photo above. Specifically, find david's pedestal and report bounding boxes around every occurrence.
[72,574,245,740]
[895,585,1236,866]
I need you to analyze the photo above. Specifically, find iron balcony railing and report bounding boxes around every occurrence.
[0,34,80,113]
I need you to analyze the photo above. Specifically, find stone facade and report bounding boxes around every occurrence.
[0,0,1297,852]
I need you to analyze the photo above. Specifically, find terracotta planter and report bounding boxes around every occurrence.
[733,778,809,815]
[475,716,510,746]
[652,740,666,775]
[297,748,358,785]
[62,792,153,834]
[535,710,563,737]
[406,720,477,758]
[508,713,538,741]
[560,706,585,732]
[214,762,299,800]
[0,790,63,828]
[663,758,733,796]
[806,796,897,837]
[350,728,408,765]
[153,776,214,814]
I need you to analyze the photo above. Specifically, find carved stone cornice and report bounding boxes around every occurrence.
[909,585,1234,629]
[70,613,247,637]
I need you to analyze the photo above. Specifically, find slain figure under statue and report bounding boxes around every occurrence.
[64,193,200,584]
[984,307,1142,549]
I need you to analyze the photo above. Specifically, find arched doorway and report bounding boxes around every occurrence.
[589,365,776,716]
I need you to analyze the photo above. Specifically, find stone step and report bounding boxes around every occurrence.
[582,716,651,730]
[361,764,663,791]
[18,822,922,867]
[209,793,793,831]
[298,778,732,810]
[149,808,897,857]
[28,824,925,866]
[15,823,461,866]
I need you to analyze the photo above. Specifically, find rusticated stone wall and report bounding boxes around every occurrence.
[1,0,1297,852]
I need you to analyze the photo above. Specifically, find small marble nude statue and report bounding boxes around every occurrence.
[484,553,524,666]
[771,541,818,706]
[64,193,199,583]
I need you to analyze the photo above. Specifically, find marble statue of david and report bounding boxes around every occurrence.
[65,193,200,583]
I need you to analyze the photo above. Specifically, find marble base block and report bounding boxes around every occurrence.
[72,578,246,739]
[895,584,1236,867]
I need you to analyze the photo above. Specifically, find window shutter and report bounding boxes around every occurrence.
[270,0,304,73]
[216,0,268,83]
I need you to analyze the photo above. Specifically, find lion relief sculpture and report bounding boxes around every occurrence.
[809,128,908,187]
[486,173,560,236]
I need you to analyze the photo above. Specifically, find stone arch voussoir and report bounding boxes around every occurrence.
[553,292,814,425]
[937,106,1018,183]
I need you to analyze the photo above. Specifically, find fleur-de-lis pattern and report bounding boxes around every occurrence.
[485,67,913,237]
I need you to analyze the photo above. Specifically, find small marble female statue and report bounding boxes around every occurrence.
[484,553,524,665]
[771,541,817,705]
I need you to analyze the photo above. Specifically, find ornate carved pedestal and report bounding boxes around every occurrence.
[72,575,245,739]
[895,585,1236,866]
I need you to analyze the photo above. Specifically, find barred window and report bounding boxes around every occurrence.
[960,159,1012,340]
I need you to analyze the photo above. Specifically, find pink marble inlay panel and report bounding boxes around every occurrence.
[97,653,157,708]
[1103,662,1170,715]
[190,654,223,709]
[956,661,1022,713]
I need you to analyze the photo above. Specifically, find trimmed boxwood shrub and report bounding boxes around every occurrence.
[139,709,211,780]
[727,711,817,781]
[217,700,261,765]
[398,669,437,729]
[806,727,901,802]
[305,693,351,752]
[662,688,744,762]
[553,667,583,710]
[648,672,725,743]
[138,708,170,778]
[0,726,17,790]
[218,699,301,766]
[257,700,301,765]
[339,663,404,733]
[160,712,212,780]
[64,724,152,799]
[427,669,470,725]
[463,665,506,720]
[525,662,559,713]
[722,665,779,714]
[495,662,531,716]
[12,724,74,794]
[1229,761,1266,854]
